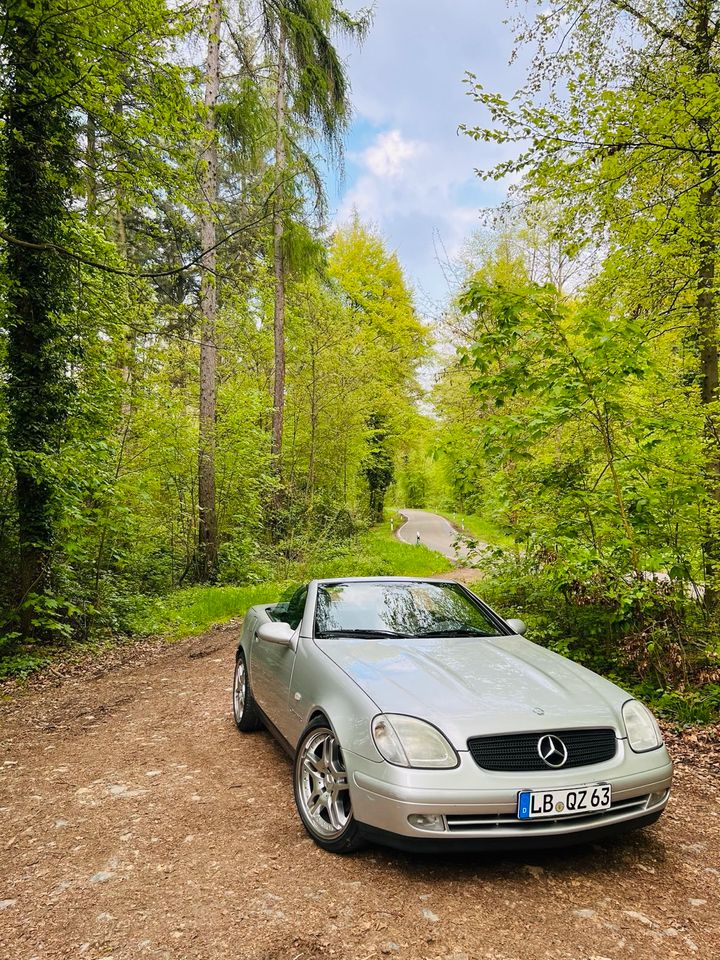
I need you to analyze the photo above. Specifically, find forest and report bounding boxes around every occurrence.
[1,0,720,725]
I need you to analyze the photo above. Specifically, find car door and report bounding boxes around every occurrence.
[250,586,307,743]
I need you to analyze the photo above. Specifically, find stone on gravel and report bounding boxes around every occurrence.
[0,900,16,910]
[624,910,654,926]
[573,908,596,919]
[89,870,114,884]
[422,908,440,922]
[108,784,146,798]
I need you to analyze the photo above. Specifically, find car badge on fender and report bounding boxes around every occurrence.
[538,734,568,768]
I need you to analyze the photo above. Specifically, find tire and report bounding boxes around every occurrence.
[293,718,365,854]
[232,650,263,732]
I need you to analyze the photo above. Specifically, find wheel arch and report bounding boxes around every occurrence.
[308,708,330,726]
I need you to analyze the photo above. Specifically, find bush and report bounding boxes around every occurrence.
[477,548,720,725]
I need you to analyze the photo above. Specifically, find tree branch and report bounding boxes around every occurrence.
[0,207,275,279]
[606,0,695,52]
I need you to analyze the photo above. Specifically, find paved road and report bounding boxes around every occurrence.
[397,508,481,560]
[1,625,718,959]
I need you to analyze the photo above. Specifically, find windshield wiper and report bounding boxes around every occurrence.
[416,628,495,638]
[316,628,410,639]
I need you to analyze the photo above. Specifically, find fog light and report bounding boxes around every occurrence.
[408,814,445,832]
[647,790,668,808]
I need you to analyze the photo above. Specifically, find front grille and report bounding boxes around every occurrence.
[467,728,617,771]
[445,795,650,833]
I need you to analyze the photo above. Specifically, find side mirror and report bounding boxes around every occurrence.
[257,621,295,647]
[506,618,527,636]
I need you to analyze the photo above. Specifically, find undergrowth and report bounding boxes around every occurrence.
[0,522,451,680]
[478,548,720,726]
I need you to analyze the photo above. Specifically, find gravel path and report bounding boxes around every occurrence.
[1,620,719,960]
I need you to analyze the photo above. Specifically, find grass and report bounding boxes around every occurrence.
[349,524,453,577]
[440,510,516,550]
[131,524,451,641]
[127,581,298,640]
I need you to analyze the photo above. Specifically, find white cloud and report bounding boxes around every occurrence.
[336,129,484,303]
[362,129,424,179]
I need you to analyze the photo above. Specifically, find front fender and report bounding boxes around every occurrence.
[291,636,384,763]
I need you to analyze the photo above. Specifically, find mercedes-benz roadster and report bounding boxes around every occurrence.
[232,577,672,853]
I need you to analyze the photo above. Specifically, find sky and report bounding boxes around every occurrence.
[331,0,527,309]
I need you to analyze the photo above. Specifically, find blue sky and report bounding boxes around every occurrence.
[332,0,527,307]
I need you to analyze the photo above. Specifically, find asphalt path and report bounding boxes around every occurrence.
[397,508,482,561]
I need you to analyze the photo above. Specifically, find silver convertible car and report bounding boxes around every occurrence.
[232,577,672,854]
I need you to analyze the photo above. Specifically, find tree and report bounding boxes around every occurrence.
[0,2,77,632]
[364,414,394,521]
[0,1,197,637]
[329,218,429,519]
[265,0,370,488]
[431,217,706,601]
[197,0,221,581]
[462,0,720,605]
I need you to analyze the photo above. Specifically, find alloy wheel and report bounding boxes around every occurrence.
[296,727,351,838]
[233,657,246,722]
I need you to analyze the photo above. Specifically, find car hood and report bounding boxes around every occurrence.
[316,634,627,747]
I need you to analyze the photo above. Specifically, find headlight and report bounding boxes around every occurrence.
[622,699,663,752]
[371,714,458,768]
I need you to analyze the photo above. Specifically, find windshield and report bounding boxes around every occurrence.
[314,581,507,639]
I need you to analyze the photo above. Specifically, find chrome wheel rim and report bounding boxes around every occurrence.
[296,728,351,839]
[233,658,246,721]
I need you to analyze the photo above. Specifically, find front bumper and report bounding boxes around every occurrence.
[347,740,673,850]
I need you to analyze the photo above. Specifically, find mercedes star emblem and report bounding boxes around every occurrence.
[538,734,569,768]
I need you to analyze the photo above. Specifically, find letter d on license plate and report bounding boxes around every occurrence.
[517,783,611,820]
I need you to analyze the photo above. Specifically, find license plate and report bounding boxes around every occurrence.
[517,783,611,820]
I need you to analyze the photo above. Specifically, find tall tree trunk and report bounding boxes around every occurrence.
[308,341,317,509]
[85,116,97,217]
[113,100,128,254]
[1,4,75,636]
[271,25,287,488]
[197,0,221,581]
[112,99,135,419]
[690,2,720,609]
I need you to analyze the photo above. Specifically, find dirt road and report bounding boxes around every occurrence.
[1,621,719,960]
